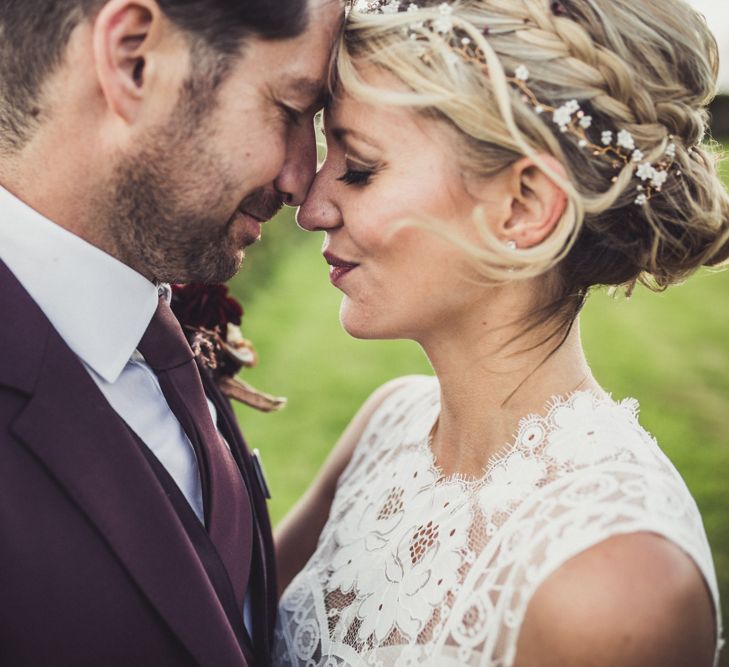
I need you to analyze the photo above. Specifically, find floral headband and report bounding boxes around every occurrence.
[348,0,682,206]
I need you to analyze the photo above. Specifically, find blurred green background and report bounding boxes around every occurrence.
[228,140,729,658]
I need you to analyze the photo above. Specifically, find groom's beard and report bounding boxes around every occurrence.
[104,111,283,285]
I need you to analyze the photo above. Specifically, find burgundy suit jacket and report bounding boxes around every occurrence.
[0,259,277,667]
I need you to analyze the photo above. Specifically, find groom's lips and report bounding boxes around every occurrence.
[323,251,359,286]
[234,199,284,247]
[235,209,264,246]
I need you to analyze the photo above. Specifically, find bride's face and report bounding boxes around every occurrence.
[297,69,512,342]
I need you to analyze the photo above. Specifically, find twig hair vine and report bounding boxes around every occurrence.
[507,67,679,205]
[348,0,683,205]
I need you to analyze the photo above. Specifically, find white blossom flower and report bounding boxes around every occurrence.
[579,114,592,129]
[650,169,668,189]
[433,16,454,33]
[380,0,400,13]
[578,139,587,147]
[565,99,580,114]
[407,2,419,10]
[616,129,635,150]
[631,149,644,162]
[535,105,544,114]
[433,2,454,34]
[552,104,573,129]
[634,193,648,205]
[601,130,613,145]
[635,162,656,181]
[665,142,676,159]
[514,65,530,81]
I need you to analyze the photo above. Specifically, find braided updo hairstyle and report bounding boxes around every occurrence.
[337,0,729,325]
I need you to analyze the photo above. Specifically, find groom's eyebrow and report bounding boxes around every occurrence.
[284,76,328,110]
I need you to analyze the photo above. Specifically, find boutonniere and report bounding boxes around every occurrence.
[170,283,286,413]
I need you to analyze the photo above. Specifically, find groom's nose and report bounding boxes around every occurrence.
[274,120,318,206]
[296,165,341,234]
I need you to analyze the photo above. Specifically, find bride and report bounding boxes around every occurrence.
[273,0,727,664]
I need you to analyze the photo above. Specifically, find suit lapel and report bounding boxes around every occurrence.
[1,262,248,667]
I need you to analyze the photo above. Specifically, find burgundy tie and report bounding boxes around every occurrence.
[138,296,253,609]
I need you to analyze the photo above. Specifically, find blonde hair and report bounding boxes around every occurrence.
[336,0,729,303]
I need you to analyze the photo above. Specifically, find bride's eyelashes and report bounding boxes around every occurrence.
[337,168,373,186]
[336,156,379,187]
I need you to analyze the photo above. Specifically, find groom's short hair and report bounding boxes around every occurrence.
[0,0,309,152]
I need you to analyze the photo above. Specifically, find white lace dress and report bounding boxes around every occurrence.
[274,376,722,667]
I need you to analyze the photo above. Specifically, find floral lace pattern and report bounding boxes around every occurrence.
[274,376,722,667]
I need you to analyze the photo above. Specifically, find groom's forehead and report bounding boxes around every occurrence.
[263,0,342,104]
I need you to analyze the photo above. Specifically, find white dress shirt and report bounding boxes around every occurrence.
[0,184,205,521]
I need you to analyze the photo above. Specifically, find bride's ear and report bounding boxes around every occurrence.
[492,155,568,249]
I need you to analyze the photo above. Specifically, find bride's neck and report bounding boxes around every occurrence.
[420,311,604,478]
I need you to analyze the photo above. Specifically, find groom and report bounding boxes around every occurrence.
[0,0,341,666]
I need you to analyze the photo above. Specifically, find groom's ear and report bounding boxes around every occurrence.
[93,0,187,123]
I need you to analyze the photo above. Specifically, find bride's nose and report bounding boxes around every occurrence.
[296,168,343,233]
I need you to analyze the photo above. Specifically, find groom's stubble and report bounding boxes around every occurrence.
[105,70,284,285]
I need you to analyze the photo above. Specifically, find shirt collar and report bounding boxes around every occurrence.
[0,185,159,383]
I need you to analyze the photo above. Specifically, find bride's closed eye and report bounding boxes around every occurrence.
[337,168,373,186]
[337,156,378,187]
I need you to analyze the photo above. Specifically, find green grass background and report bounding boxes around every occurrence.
[229,143,729,660]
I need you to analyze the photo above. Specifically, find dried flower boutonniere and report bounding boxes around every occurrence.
[170,283,286,413]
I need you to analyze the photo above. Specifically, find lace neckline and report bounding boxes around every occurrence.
[275,375,722,667]
[418,387,635,488]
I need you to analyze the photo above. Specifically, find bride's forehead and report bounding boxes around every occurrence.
[324,93,428,140]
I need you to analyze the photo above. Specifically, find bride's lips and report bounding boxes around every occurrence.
[323,251,359,286]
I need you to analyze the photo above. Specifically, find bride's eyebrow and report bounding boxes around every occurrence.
[330,127,382,151]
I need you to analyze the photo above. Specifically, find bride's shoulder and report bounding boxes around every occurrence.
[366,373,438,420]
[487,391,722,666]
[338,374,437,463]
[513,532,717,667]
[312,375,436,498]
[358,374,437,432]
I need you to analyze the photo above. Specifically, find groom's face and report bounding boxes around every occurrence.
[107,0,341,284]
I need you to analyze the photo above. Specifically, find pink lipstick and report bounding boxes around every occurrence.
[323,251,359,286]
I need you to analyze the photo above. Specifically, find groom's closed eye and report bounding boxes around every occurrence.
[276,76,328,117]
[277,103,305,126]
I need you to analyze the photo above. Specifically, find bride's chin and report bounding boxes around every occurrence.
[339,310,371,340]
[339,305,398,341]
